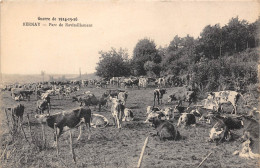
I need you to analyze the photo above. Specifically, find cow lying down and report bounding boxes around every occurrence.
[35,107,91,146]
[144,106,174,123]
[149,118,180,141]
[91,114,109,128]
[209,115,243,144]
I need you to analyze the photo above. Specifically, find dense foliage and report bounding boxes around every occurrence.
[95,17,259,92]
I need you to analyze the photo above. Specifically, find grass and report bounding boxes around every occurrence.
[0,85,259,168]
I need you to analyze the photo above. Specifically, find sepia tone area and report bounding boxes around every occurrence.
[0,1,259,168]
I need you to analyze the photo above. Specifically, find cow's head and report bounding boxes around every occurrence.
[164,107,173,120]
[209,127,225,142]
[35,114,50,123]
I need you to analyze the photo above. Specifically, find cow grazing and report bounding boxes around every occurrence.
[148,118,180,141]
[177,113,196,127]
[35,107,92,145]
[154,89,167,105]
[123,108,134,122]
[110,98,125,128]
[168,90,195,106]
[206,90,247,115]
[118,91,128,105]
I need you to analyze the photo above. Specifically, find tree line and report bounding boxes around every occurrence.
[95,17,259,92]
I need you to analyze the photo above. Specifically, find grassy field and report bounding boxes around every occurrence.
[0,86,259,168]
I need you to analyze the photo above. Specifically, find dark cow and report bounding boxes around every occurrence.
[35,107,91,146]
[37,96,51,114]
[20,90,34,101]
[148,118,180,141]
[177,113,196,127]
[103,89,125,98]
[168,90,196,106]
[73,94,98,107]
[5,104,25,127]
[154,89,167,105]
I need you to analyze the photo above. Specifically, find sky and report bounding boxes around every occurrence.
[1,1,259,75]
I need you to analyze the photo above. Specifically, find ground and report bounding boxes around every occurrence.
[0,86,259,168]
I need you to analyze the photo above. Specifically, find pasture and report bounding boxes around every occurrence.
[0,86,258,168]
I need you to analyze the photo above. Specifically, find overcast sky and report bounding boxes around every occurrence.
[1,1,259,75]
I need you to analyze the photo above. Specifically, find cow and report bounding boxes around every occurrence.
[177,113,196,127]
[148,118,180,141]
[118,91,128,105]
[73,94,99,108]
[206,90,247,115]
[168,90,196,106]
[91,114,109,128]
[138,77,148,88]
[103,89,125,98]
[154,88,167,105]
[37,96,51,114]
[35,107,91,146]
[123,108,134,122]
[233,115,259,159]
[209,115,243,144]
[110,98,125,128]
[163,107,174,120]
[144,107,165,123]
[146,106,161,114]
[157,77,166,87]
[5,104,25,128]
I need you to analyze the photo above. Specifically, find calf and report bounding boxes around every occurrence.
[148,118,180,141]
[35,107,91,146]
[123,108,134,122]
[154,89,167,105]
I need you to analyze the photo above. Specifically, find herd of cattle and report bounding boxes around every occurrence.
[1,78,259,161]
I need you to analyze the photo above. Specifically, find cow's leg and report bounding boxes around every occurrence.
[77,125,82,141]
[153,93,156,106]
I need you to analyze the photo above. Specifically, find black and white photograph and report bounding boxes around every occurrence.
[0,0,259,167]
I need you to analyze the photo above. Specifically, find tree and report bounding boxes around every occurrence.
[95,48,131,79]
[144,61,161,77]
[132,38,161,76]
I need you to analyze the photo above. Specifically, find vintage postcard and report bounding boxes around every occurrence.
[0,0,259,168]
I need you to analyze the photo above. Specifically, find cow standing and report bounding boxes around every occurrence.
[110,98,125,128]
[35,107,92,146]
[154,89,167,106]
